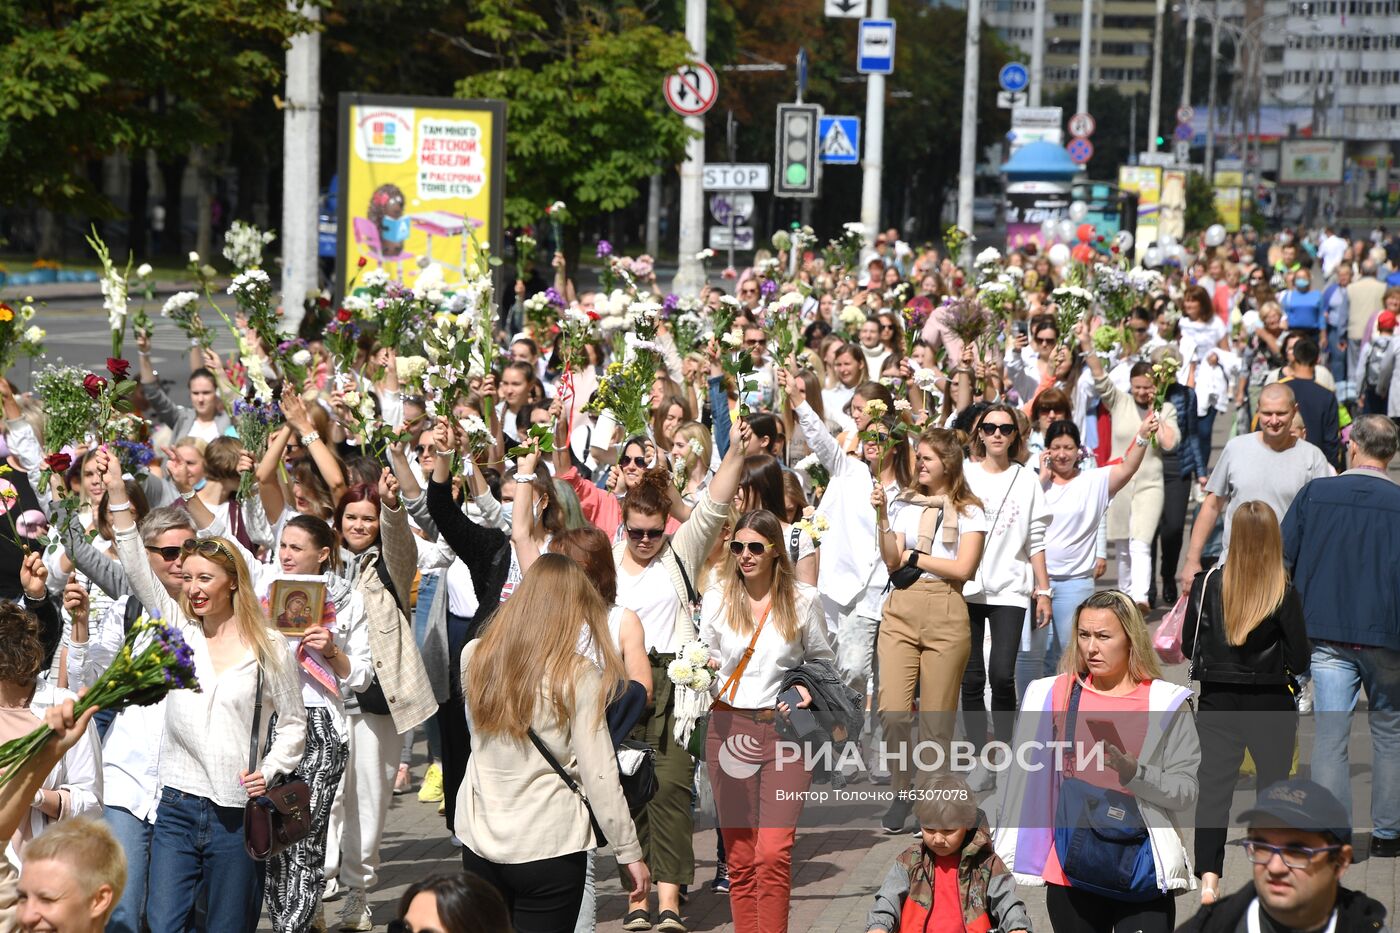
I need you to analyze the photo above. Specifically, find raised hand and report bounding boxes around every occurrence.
[20,551,48,599]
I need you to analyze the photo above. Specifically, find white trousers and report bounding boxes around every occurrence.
[1114,538,1153,605]
[324,711,401,891]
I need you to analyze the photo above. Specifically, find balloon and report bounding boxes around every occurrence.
[1166,243,1186,262]
[1072,243,1095,263]
[1204,223,1227,247]
[1143,246,1162,267]
[1077,223,1096,243]
[1048,243,1071,267]
[1056,219,1077,243]
[1068,201,1089,221]
[1115,230,1135,253]
[1040,218,1058,242]
[1159,233,1177,250]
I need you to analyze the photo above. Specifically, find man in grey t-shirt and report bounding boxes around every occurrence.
[1178,383,1333,590]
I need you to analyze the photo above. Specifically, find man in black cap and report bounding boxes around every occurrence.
[1177,778,1391,933]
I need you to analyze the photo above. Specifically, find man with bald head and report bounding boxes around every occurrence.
[1178,382,1334,591]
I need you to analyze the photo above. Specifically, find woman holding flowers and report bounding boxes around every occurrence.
[100,445,308,933]
[700,509,834,933]
[870,428,987,835]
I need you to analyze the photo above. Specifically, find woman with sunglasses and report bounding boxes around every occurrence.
[870,428,987,834]
[556,425,680,544]
[735,455,818,585]
[100,445,308,933]
[961,404,1052,762]
[876,311,904,357]
[699,509,834,933]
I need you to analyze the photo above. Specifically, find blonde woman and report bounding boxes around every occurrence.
[456,554,648,929]
[100,446,307,933]
[871,428,986,834]
[994,591,1200,933]
[700,509,834,933]
[669,421,713,507]
[1181,501,1309,905]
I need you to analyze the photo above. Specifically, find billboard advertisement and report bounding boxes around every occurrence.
[1004,181,1071,251]
[336,94,506,296]
[1214,187,1243,232]
[1279,139,1345,185]
[1160,169,1187,243]
[1117,166,1161,262]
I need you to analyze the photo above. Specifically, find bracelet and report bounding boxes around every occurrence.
[324,645,340,660]
[107,501,133,513]
[1034,587,1054,598]
[1134,435,1150,448]
[878,524,891,535]
[180,489,197,501]
[300,431,321,446]
[434,448,456,457]
[514,472,537,483]
[32,789,43,809]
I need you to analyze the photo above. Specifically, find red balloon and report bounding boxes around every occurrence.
[1076,223,1096,243]
[1071,244,1095,263]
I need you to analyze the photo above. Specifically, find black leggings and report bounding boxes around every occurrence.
[1152,462,1191,604]
[1193,684,1297,878]
[439,612,475,835]
[960,603,1025,749]
[461,847,587,933]
[1045,883,1176,933]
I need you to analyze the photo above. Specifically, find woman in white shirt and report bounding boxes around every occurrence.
[871,428,986,834]
[699,509,834,933]
[961,403,1053,755]
[101,446,307,933]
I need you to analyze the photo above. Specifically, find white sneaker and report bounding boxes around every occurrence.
[1296,680,1314,715]
[322,877,345,903]
[337,889,373,932]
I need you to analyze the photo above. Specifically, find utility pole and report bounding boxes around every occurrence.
[1180,0,1198,112]
[279,2,320,334]
[956,0,980,264]
[1076,0,1093,115]
[1148,0,1166,152]
[859,0,889,236]
[671,0,707,294]
[1030,0,1047,105]
[645,172,662,258]
[1204,0,1220,178]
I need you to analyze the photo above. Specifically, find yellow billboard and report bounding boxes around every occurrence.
[1117,166,1161,263]
[1214,187,1243,232]
[336,94,506,296]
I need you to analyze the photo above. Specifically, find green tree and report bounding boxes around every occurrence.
[0,1,318,214]
[455,1,694,227]
[1184,169,1220,231]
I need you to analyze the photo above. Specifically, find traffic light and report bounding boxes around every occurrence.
[774,102,822,198]
[1155,135,1166,147]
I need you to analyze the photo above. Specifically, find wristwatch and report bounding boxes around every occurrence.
[300,431,321,447]
[1134,435,1150,448]
[1034,587,1054,599]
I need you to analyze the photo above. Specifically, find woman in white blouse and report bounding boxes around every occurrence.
[100,445,307,933]
[700,509,834,933]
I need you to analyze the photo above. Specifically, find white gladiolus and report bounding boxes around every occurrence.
[162,292,200,317]
[136,263,153,278]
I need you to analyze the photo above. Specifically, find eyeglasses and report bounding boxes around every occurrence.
[729,540,773,556]
[625,526,666,541]
[1233,840,1343,869]
[880,323,895,331]
[1033,337,1056,347]
[744,337,765,347]
[416,445,433,456]
[180,538,234,562]
[619,455,649,469]
[865,432,891,444]
[979,422,1017,437]
[147,540,196,562]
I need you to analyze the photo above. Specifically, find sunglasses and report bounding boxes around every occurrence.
[619,455,649,469]
[1129,326,1150,335]
[729,540,773,556]
[1033,337,1056,347]
[625,526,666,541]
[880,323,895,331]
[979,422,1017,437]
[416,445,433,456]
[180,538,234,561]
[147,540,197,562]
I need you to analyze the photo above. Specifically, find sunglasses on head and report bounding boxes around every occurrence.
[619,455,649,469]
[180,538,234,561]
[729,540,773,556]
[625,526,666,541]
[146,540,197,562]
[979,422,1017,437]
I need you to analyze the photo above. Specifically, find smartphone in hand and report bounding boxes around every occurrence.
[777,687,822,737]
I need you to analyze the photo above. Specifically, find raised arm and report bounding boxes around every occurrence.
[1107,411,1160,497]
[282,388,346,505]
[95,446,182,622]
[510,446,545,573]
[256,425,291,522]
[377,468,416,602]
[781,368,861,478]
[424,418,510,583]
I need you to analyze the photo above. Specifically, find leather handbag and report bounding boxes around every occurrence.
[243,669,313,862]
[687,605,770,761]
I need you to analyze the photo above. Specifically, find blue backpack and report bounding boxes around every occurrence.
[1052,681,1160,901]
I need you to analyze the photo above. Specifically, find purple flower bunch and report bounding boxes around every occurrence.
[544,287,567,309]
[760,279,778,298]
[112,439,156,473]
[663,293,680,314]
[596,240,614,258]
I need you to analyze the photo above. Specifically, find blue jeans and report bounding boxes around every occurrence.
[1309,642,1400,840]
[105,805,153,933]
[1016,576,1096,700]
[146,788,264,933]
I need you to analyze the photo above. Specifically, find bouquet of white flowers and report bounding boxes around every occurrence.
[668,640,714,748]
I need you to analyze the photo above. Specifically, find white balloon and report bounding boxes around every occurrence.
[1115,230,1135,253]
[1158,233,1177,250]
[1068,201,1089,222]
[1143,246,1162,267]
[1040,218,1058,241]
[1204,223,1227,247]
[1056,219,1077,243]
[1167,243,1186,262]
[1048,243,1071,267]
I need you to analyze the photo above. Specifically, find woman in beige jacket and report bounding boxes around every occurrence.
[457,553,649,930]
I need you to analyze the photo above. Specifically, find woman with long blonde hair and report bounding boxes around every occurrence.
[994,590,1200,933]
[456,554,648,929]
[699,509,834,933]
[100,445,307,933]
[1181,500,1309,905]
[870,427,986,833]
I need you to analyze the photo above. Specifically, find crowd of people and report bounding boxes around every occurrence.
[0,217,1395,933]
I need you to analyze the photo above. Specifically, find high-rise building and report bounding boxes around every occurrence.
[985,0,1156,95]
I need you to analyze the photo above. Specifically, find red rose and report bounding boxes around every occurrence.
[336,308,352,323]
[106,357,130,379]
[44,453,71,473]
[357,256,368,268]
[82,373,107,398]
[586,311,600,322]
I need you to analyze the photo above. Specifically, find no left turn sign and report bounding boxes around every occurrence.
[664,62,719,117]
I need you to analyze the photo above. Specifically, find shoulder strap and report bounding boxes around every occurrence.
[248,667,264,775]
[988,465,1021,532]
[122,596,145,635]
[1059,679,1084,776]
[527,728,607,847]
[717,604,772,704]
[672,546,698,606]
[1189,566,1219,681]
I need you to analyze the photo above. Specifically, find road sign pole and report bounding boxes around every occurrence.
[859,0,888,236]
[956,0,980,266]
[1076,0,1092,116]
[726,111,737,273]
[1147,0,1165,152]
[279,3,320,335]
[673,0,707,293]
[1030,0,1046,105]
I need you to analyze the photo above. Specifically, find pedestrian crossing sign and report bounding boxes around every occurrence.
[819,116,861,165]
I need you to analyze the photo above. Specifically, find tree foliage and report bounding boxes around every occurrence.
[0,0,318,213]
[455,1,694,227]
[1184,169,1221,231]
